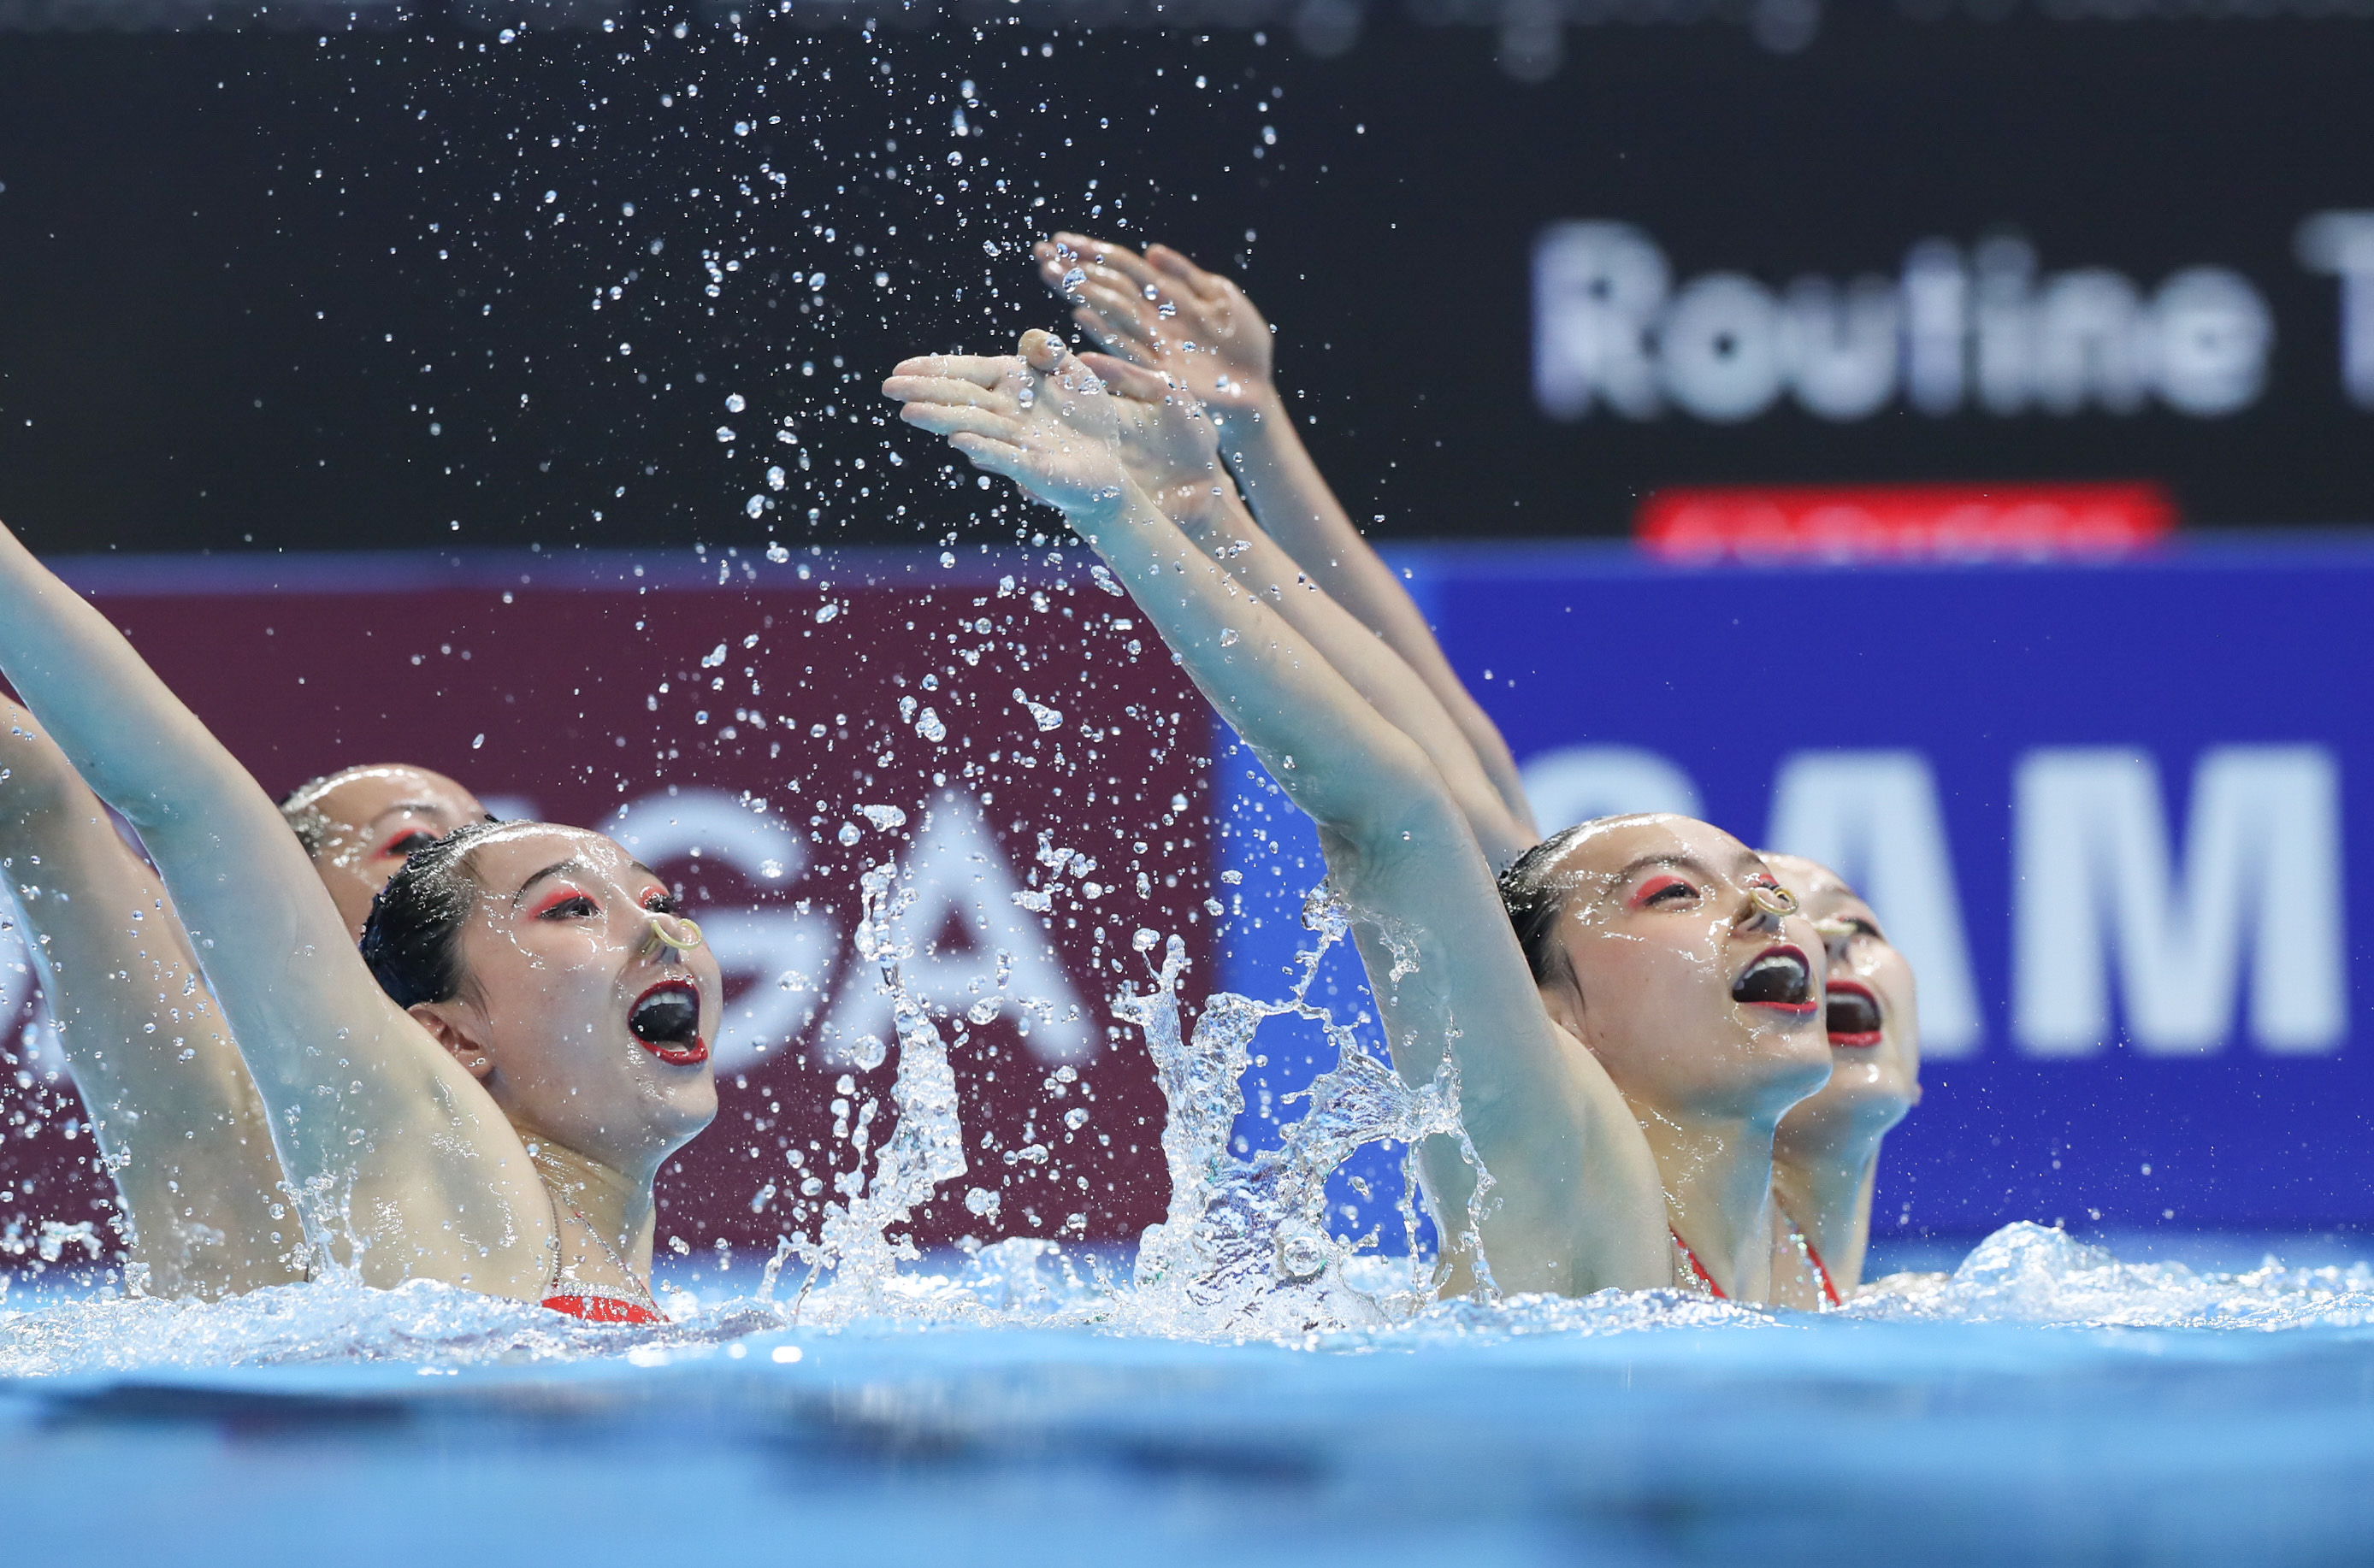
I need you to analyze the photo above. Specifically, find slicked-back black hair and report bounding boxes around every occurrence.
[360,820,508,1008]
[1497,822,1593,1003]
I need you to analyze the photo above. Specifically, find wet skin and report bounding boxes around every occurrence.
[1522,815,1835,1300]
[1763,852,1922,1301]
[404,825,722,1185]
[1537,816,1835,1129]
[291,765,490,939]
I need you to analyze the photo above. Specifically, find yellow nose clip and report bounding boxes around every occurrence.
[1750,885,1799,918]
[641,911,706,956]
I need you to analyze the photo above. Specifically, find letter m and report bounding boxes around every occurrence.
[2013,747,2346,1057]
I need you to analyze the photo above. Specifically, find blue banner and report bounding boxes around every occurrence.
[1217,538,2374,1243]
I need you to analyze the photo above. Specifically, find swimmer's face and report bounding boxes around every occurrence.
[1763,854,1922,1152]
[1538,816,1833,1126]
[430,825,720,1170]
[302,765,490,938]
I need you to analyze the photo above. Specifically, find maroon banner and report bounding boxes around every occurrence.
[0,547,1217,1276]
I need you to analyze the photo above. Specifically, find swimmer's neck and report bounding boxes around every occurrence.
[519,1133,657,1281]
[1771,1106,1899,1294]
[1637,1105,1782,1303]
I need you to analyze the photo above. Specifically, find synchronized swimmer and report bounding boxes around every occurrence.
[0,227,1922,1315]
[0,544,720,1321]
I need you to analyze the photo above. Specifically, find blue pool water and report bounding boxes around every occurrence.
[6,1224,2372,1565]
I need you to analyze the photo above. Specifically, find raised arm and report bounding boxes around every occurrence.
[884,333,1666,1295]
[0,699,298,1297]
[1037,234,1538,834]
[1083,351,1535,870]
[0,522,547,1293]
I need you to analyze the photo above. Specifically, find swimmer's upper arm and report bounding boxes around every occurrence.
[1327,790,1668,1294]
[0,522,547,1288]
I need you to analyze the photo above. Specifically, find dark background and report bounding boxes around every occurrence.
[5,3,2374,558]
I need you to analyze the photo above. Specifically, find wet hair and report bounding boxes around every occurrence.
[1497,823,1594,1003]
[279,766,496,860]
[277,779,339,858]
[360,820,509,1008]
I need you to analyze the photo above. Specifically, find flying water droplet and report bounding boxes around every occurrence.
[1012,688,1065,730]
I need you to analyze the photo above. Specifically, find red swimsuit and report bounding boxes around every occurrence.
[543,1292,666,1326]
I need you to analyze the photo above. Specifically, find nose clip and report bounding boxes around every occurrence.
[1749,884,1798,919]
[641,911,706,957]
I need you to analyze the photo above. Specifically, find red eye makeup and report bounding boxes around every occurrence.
[529,887,598,920]
[1630,873,1696,909]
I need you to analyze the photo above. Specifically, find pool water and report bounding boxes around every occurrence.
[5,1223,2371,1565]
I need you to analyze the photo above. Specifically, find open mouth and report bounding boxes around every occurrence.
[1825,979,1885,1047]
[1732,946,1816,1014]
[629,981,708,1065]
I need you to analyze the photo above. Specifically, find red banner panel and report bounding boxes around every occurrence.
[1636,482,2178,563]
[0,549,1215,1276]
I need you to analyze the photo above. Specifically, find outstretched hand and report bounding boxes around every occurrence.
[1078,351,1236,523]
[1033,233,1276,426]
[882,329,1133,526]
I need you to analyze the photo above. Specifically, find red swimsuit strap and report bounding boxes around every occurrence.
[1670,1227,1727,1300]
[1802,1237,1843,1308]
[1775,1203,1844,1308]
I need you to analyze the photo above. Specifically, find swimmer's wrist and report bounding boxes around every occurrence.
[1213,383,1290,460]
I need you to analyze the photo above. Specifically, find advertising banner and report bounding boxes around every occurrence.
[11,538,2374,1278]
[1224,538,2374,1243]
[0,548,1214,1275]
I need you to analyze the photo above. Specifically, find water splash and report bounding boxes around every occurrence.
[1849,1222,2374,1331]
[787,856,967,1315]
[1113,885,1481,1337]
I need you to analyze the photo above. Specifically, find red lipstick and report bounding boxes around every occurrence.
[1824,979,1885,1047]
[1731,944,1817,1013]
[628,980,709,1066]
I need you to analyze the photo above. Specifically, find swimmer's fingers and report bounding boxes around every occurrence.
[1069,288,1165,362]
[1032,244,1139,309]
[885,353,1017,389]
[880,373,1020,416]
[947,431,1032,483]
[1049,233,1165,295]
[1078,351,1177,407]
[1036,251,1159,327]
[1070,304,1160,368]
[898,400,1029,445]
[1144,243,1229,302]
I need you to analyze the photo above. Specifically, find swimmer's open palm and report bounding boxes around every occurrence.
[1034,233,1274,421]
[1081,352,1231,520]
[883,331,1130,523]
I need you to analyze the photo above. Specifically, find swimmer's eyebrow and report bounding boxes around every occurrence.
[1609,850,1718,886]
[514,858,594,905]
[365,800,449,828]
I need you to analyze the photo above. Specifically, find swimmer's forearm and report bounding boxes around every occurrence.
[0,520,420,1116]
[1077,483,1450,851]
[1168,487,1534,869]
[0,519,255,833]
[1222,388,1537,834]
